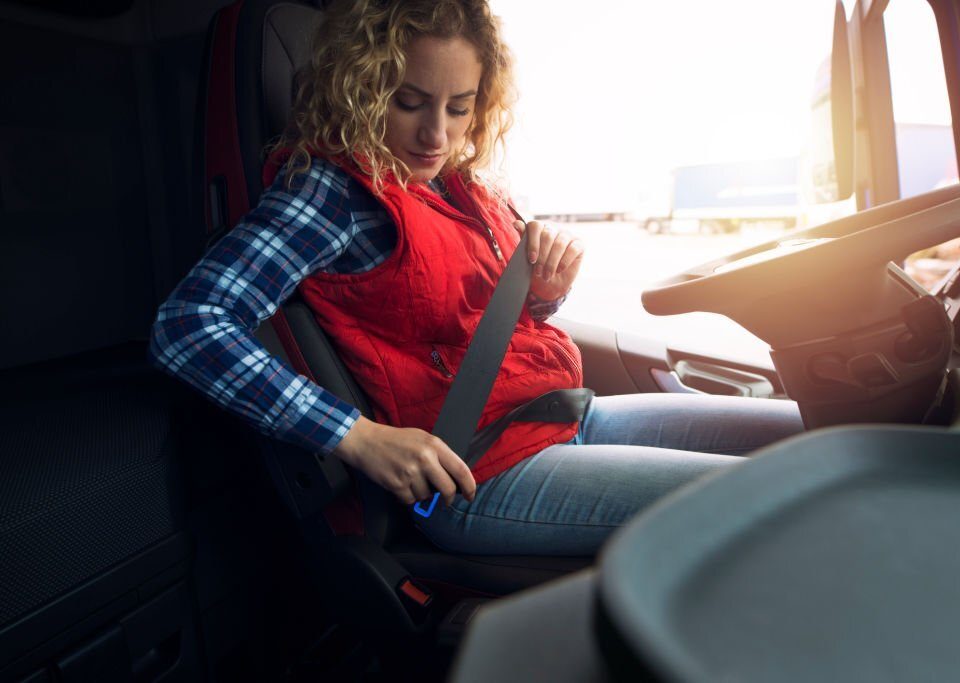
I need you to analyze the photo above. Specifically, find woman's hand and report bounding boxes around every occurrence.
[513,220,584,302]
[332,416,477,506]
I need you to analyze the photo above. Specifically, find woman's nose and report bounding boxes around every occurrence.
[418,111,447,150]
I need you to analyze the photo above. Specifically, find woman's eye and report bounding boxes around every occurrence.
[448,107,470,117]
[394,98,421,111]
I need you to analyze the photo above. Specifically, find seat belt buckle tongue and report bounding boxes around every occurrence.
[413,491,440,518]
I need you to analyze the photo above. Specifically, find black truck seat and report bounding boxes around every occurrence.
[199,0,592,636]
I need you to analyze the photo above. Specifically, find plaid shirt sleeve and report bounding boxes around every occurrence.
[149,159,386,455]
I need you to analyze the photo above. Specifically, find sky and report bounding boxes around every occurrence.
[487,0,951,214]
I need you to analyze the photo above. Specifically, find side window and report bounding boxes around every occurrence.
[885,0,957,199]
[886,0,960,290]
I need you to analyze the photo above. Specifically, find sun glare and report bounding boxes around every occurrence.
[486,0,955,351]
[489,0,947,218]
[489,0,838,216]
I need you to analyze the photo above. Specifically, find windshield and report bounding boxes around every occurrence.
[488,0,852,358]
[489,0,957,354]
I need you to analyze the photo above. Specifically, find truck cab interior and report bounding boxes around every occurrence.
[1,0,959,682]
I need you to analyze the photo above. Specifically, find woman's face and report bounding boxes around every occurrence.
[385,35,483,183]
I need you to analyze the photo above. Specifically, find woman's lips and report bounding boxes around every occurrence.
[408,151,444,165]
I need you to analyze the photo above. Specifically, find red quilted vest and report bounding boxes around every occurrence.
[266,156,582,483]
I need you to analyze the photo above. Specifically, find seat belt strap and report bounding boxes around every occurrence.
[428,228,534,461]
[415,209,593,517]
[466,387,594,467]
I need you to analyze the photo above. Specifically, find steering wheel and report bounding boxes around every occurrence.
[642,185,960,348]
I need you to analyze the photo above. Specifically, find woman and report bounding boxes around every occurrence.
[150,0,803,555]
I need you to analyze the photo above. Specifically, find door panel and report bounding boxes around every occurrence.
[554,318,783,399]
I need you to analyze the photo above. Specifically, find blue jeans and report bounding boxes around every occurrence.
[416,393,804,556]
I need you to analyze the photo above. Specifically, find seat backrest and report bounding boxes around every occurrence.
[198,1,594,611]
[201,0,403,541]
[203,0,320,237]
[203,0,376,417]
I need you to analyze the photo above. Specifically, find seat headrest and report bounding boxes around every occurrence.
[232,0,323,212]
[261,3,323,142]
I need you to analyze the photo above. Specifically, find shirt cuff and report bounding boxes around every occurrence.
[274,379,362,455]
[526,291,567,320]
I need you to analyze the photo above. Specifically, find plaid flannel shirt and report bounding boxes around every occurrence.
[149,157,564,455]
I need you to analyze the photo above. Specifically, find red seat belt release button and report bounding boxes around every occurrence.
[397,578,433,611]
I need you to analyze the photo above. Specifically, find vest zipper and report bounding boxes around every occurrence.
[430,348,454,378]
[418,188,505,263]
[484,227,504,262]
[458,187,506,263]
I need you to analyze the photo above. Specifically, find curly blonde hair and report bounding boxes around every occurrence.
[274,0,515,192]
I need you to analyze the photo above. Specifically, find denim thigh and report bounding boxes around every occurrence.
[416,393,804,556]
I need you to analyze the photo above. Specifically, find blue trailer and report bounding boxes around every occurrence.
[644,156,800,234]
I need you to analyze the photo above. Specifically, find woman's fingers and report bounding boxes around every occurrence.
[408,474,435,504]
[541,232,574,281]
[415,463,457,507]
[528,222,583,281]
[403,432,476,506]
[436,447,477,503]
[513,219,534,261]
[514,220,581,273]
[516,220,545,266]
[398,487,418,506]
[555,236,584,275]
[334,418,477,507]
[406,435,474,506]
[527,221,555,275]
[512,219,584,296]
